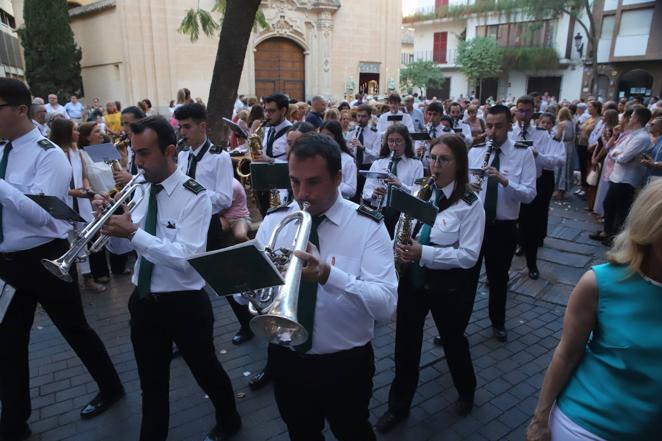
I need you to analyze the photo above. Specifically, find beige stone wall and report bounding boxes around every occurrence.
[17,0,402,109]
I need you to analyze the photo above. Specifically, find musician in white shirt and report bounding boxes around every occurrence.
[377,94,415,134]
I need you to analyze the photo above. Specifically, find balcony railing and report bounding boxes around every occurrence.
[402,49,459,66]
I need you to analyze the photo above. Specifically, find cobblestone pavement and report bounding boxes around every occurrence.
[13,196,607,441]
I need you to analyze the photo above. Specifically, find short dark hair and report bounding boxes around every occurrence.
[130,116,177,153]
[487,104,513,124]
[379,123,415,158]
[264,93,290,111]
[290,133,341,178]
[121,105,146,120]
[449,101,461,109]
[387,93,401,103]
[633,106,652,127]
[427,102,444,113]
[539,112,556,124]
[290,121,315,134]
[516,95,535,107]
[174,102,207,123]
[0,78,31,110]
[356,104,373,115]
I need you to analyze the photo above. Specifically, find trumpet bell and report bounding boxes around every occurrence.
[250,314,308,346]
[41,258,73,283]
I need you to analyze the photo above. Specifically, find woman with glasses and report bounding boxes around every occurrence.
[362,123,423,236]
[376,134,485,433]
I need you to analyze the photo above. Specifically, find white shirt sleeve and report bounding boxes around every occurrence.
[503,149,537,204]
[207,152,234,213]
[536,132,566,169]
[340,154,357,199]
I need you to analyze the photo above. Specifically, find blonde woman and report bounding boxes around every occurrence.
[527,179,662,441]
[324,108,339,121]
[553,107,575,200]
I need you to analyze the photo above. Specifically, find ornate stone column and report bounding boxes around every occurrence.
[316,11,334,98]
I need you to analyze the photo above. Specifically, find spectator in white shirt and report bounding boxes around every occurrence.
[30,98,49,137]
[64,95,85,122]
[44,94,69,119]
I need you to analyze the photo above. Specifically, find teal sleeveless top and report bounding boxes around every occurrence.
[557,263,662,440]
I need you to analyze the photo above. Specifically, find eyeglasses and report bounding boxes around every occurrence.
[429,154,453,166]
[387,138,404,145]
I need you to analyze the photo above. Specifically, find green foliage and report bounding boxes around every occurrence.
[18,0,82,100]
[501,47,559,71]
[456,37,503,86]
[400,60,445,92]
[403,0,528,23]
[180,0,268,42]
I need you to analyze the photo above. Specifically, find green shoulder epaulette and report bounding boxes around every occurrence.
[209,144,224,153]
[357,204,384,223]
[37,139,56,150]
[266,203,290,215]
[461,190,478,205]
[183,178,205,194]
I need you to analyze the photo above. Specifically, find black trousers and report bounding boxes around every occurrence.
[468,220,518,328]
[603,182,635,237]
[108,250,129,274]
[518,170,555,270]
[88,247,110,280]
[270,343,376,441]
[0,239,122,438]
[129,289,239,441]
[576,144,589,187]
[207,216,252,332]
[388,267,476,417]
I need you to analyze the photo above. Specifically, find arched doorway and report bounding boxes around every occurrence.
[254,38,305,101]
[617,69,653,101]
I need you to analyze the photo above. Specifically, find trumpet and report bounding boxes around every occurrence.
[242,201,312,346]
[41,171,147,282]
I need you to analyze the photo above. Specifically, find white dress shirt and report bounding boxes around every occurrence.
[407,181,485,270]
[44,103,70,119]
[108,169,212,292]
[510,123,565,176]
[340,152,357,199]
[261,119,292,161]
[254,194,398,354]
[63,147,94,223]
[377,111,415,134]
[346,124,381,165]
[32,120,49,137]
[0,128,72,252]
[451,119,473,147]
[415,122,449,168]
[362,155,424,206]
[608,127,651,188]
[468,138,537,221]
[177,138,233,214]
[588,119,605,147]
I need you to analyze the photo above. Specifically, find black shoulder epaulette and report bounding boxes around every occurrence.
[370,126,378,132]
[472,142,486,149]
[183,178,205,194]
[535,126,546,131]
[461,190,478,205]
[414,177,426,185]
[514,140,532,148]
[357,204,384,223]
[209,144,224,153]
[266,203,290,215]
[37,139,56,150]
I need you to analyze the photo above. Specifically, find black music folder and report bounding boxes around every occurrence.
[250,162,292,191]
[26,194,86,222]
[84,143,120,163]
[188,239,285,296]
[387,114,404,122]
[388,186,438,226]
[411,132,432,141]
[222,117,249,139]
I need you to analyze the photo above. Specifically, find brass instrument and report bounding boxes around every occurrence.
[114,135,129,169]
[242,201,312,346]
[41,171,147,282]
[393,176,436,274]
[374,151,396,210]
[475,138,494,190]
[236,121,265,181]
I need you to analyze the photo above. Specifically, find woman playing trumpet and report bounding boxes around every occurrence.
[376,134,485,433]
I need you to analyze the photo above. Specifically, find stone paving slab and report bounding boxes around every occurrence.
[2,195,608,440]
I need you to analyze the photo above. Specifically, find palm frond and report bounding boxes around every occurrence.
[254,10,269,31]
[178,8,200,42]
[198,9,220,37]
[211,0,226,14]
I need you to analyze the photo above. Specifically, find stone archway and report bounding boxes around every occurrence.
[617,69,653,100]
[254,37,305,101]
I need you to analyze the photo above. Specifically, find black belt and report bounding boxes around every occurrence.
[274,341,372,361]
[141,289,205,303]
[0,238,67,260]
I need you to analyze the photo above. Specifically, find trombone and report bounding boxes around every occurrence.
[41,171,147,282]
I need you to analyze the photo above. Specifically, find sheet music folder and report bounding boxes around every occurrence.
[411,132,431,141]
[84,143,120,163]
[188,239,285,296]
[26,194,86,222]
[388,187,438,226]
[222,117,249,139]
[359,170,391,180]
[250,162,292,191]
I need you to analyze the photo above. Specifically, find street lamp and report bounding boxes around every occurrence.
[574,32,584,58]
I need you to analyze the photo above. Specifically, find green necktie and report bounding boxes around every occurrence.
[0,143,12,243]
[390,155,401,176]
[409,189,445,289]
[484,149,501,224]
[294,214,325,354]
[137,184,163,298]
